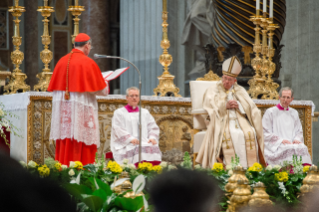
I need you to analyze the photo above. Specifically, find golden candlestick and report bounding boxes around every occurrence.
[247,11,267,99]
[153,0,181,97]
[261,19,280,100]
[3,0,30,94]
[34,0,55,92]
[68,2,85,44]
[248,10,280,100]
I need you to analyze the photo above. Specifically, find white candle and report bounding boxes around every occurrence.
[256,0,260,10]
[270,0,273,18]
[263,0,267,12]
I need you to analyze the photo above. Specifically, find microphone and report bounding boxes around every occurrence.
[95,54,143,163]
[94,54,110,59]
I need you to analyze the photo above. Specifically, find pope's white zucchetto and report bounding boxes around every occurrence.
[222,56,242,78]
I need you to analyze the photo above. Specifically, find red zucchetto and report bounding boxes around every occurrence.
[74,33,91,42]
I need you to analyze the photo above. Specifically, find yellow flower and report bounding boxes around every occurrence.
[152,165,162,174]
[212,163,224,172]
[55,162,62,171]
[107,161,123,174]
[303,166,310,173]
[74,161,83,170]
[38,164,50,177]
[275,172,289,182]
[248,163,263,172]
[138,162,153,172]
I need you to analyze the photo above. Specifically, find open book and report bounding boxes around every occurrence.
[102,67,130,81]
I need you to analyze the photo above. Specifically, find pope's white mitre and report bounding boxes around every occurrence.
[222,56,242,78]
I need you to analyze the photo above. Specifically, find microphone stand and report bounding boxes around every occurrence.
[94,54,142,163]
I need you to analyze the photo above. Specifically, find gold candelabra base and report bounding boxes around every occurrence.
[34,71,53,91]
[247,78,267,99]
[153,73,181,97]
[262,80,279,99]
[3,72,30,94]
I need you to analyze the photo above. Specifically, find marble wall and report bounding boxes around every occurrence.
[279,0,319,164]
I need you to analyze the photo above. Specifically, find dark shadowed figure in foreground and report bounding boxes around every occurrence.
[0,150,76,212]
[149,168,222,212]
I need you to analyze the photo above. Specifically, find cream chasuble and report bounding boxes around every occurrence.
[221,89,259,168]
[196,81,265,168]
[262,105,312,165]
[111,107,162,164]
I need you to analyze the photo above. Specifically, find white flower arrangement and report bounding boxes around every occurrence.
[273,165,281,171]
[61,165,68,170]
[28,160,38,168]
[68,169,75,176]
[69,161,76,168]
[265,165,273,171]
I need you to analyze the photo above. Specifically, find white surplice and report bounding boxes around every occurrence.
[262,105,312,165]
[50,87,108,147]
[226,90,258,168]
[110,107,162,164]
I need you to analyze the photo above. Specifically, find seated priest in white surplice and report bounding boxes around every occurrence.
[111,87,162,166]
[262,87,312,166]
[196,56,266,169]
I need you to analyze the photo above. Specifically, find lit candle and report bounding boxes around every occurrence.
[270,0,273,18]
[263,0,267,12]
[256,0,260,10]
[163,0,167,12]
[75,0,79,6]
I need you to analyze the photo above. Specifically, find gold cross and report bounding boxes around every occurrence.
[222,132,231,149]
[247,131,254,150]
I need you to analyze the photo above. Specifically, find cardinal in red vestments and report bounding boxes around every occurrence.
[48,33,108,166]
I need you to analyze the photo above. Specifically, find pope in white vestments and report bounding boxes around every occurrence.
[111,87,162,165]
[262,87,312,166]
[196,56,266,168]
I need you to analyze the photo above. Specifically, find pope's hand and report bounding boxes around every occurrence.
[282,140,292,145]
[226,100,239,109]
[131,139,139,145]
[293,140,302,144]
[148,139,157,145]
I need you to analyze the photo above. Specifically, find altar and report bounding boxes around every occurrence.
[0,92,315,164]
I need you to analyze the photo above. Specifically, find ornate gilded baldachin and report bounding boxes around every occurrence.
[34,0,55,92]
[4,0,30,94]
[153,0,181,97]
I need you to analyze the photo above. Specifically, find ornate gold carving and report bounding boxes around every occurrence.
[153,0,181,97]
[68,1,85,44]
[196,70,220,81]
[248,182,273,207]
[156,114,193,153]
[4,1,30,94]
[248,15,280,100]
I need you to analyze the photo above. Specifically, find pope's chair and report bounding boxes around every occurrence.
[190,76,219,165]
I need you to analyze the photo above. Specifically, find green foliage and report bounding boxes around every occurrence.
[180,151,192,169]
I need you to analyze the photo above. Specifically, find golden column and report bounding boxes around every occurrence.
[4,0,30,94]
[68,0,85,44]
[153,0,181,97]
[34,0,54,92]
